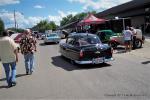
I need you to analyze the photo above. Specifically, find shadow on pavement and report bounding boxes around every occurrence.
[141,61,150,65]
[0,73,27,82]
[39,43,46,46]
[0,85,10,89]
[113,47,126,54]
[0,74,27,89]
[39,42,58,46]
[114,46,144,54]
[51,56,111,71]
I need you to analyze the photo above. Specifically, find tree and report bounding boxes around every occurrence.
[0,18,5,36]
[49,21,57,31]
[60,11,96,27]
[60,15,72,26]
[32,20,57,32]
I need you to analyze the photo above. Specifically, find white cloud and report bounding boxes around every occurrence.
[34,5,45,9]
[58,10,77,17]
[68,0,86,3]
[0,10,46,28]
[0,10,78,28]
[48,15,61,25]
[48,10,78,25]
[68,0,132,11]
[58,10,66,18]
[0,0,20,6]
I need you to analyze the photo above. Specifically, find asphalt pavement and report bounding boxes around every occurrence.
[0,40,150,100]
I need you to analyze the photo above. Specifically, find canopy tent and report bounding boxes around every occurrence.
[77,14,106,26]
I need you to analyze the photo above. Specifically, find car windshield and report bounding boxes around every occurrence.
[78,35,101,46]
[105,31,113,35]
[47,34,57,37]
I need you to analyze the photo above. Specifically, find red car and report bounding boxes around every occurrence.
[108,29,145,48]
[10,33,24,43]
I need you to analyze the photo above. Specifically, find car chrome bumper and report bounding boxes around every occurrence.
[75,57,114,64]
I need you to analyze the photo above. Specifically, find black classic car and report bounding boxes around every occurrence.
[59,33,114,64]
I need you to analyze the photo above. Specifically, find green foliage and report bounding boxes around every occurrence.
[0,18,5,36]
[60,11,96,27]
[32,20,57,32]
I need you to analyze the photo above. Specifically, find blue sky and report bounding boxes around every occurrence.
[0,0,131,28]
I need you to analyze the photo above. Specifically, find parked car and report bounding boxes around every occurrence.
[108,29,145,48]
[59,33,114,64]
[57,32,65,39]
[44,33,61,44]
[41,34,46,40]
[10,33,24,43]
[96,30,118,43]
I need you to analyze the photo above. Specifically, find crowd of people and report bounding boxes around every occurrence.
[0,29,37,88]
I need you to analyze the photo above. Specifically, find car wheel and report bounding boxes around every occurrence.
[70,59,76,65]
[134,39,142,48]
[45,42,48,45]
[110,42,118,48]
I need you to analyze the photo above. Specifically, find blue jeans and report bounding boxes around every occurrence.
[2,62,16,85]
[24,53,34,73]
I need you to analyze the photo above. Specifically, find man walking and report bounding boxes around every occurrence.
[20,29,37,75]
[0,31,18,87]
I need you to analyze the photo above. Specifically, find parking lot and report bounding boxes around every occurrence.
[0,39,150,100]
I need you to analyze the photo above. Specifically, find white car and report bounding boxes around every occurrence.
[44,33,61,44]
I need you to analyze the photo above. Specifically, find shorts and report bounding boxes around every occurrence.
[125,40,132,45]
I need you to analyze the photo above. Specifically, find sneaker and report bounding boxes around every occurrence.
[8,82,12,88]
[11,81,17,86]
[26,71,29,75]
[8,79,12,88]
[29,70,33,75]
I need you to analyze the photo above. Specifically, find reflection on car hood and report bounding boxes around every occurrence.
[81,44,110,51]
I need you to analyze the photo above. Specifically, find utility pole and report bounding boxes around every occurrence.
[14,10,17,30]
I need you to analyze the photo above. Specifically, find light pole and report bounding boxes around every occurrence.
[14,10,17,30]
